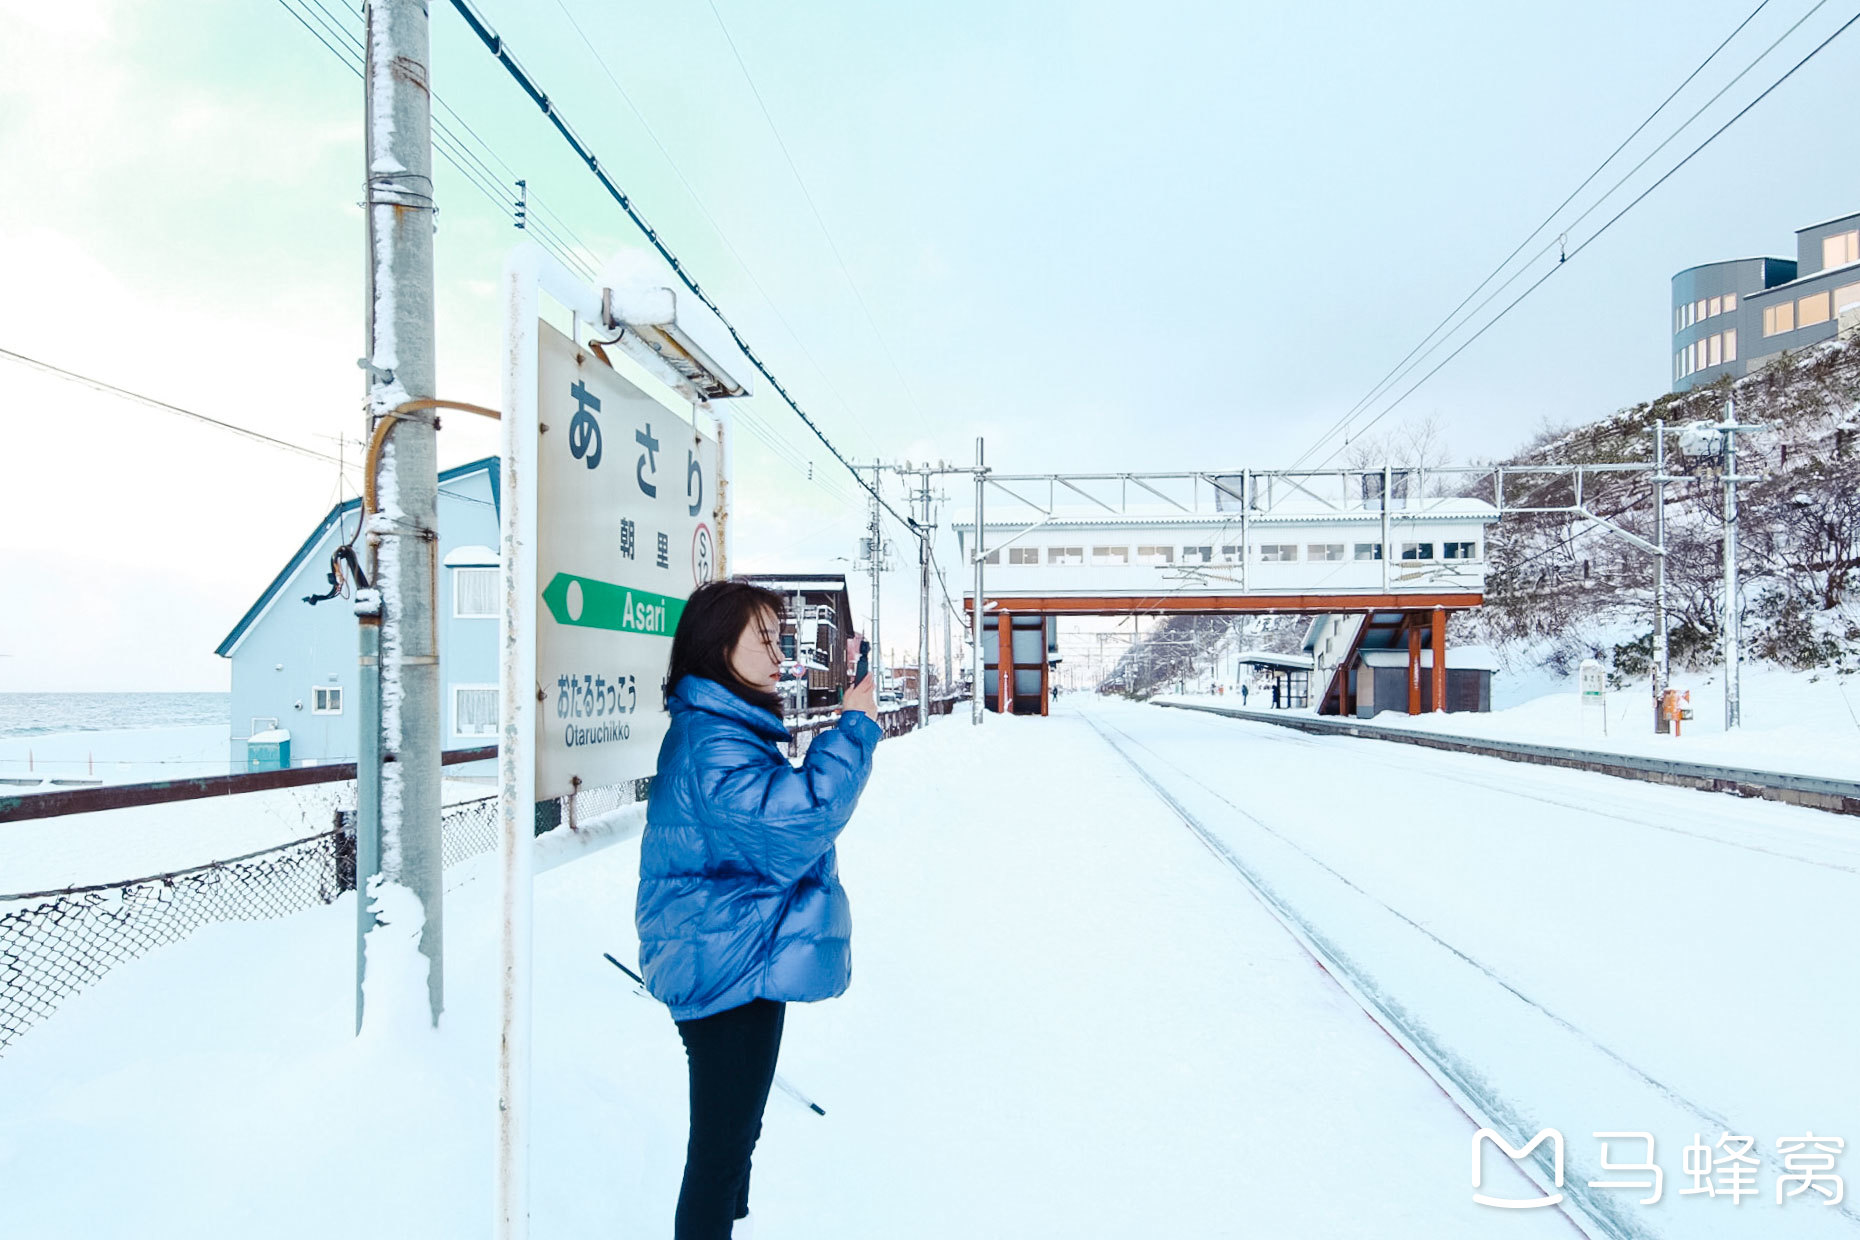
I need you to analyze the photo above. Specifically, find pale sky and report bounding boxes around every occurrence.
[3,0,1856,689]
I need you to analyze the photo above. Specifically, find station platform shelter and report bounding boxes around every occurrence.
[955,480,1499,718]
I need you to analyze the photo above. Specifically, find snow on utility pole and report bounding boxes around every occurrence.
[1719,404,1752,732]
[357,0,444,1026]
[867,464,884,695]
[971,437,986,724]
[1652,420,1671,734]
[916,465,933,728]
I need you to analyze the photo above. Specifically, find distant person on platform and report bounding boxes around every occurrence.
[635,580,881,1240]
[1241,683,1249,706]
[1272,683,1281,710]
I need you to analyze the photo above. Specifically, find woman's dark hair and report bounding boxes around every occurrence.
[665,579,788,715]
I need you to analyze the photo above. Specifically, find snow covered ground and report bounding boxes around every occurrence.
[0,722,233,791]
[1171,662,1860,782]
[1,702,1594,1238]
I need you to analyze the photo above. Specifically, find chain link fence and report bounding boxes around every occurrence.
[0,782,640,1055]
[1,703,947,1055]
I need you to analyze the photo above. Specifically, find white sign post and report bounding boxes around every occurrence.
[1578,657,1608,737]
[495,244,743,1240]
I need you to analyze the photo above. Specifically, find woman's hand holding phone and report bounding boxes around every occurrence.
[842,635,877,717]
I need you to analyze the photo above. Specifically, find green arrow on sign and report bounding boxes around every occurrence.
[541,573,684,636]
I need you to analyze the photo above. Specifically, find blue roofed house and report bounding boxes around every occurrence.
[215,457,502,772]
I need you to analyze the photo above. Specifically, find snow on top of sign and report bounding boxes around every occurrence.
[247,728,291,743]
[597,247,754,399]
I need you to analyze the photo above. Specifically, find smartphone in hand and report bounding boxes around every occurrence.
[853,638,871,686]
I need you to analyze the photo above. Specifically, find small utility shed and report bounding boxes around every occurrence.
[1354,645,1496,716]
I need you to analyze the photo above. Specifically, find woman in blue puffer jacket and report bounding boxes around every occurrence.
[637,579,880,1240]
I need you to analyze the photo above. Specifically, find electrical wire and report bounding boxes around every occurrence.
[1290,0,1784,470]
[546,0,885,469]
[1304,5,1860,472]
[0,345,343,465]
[699,0,920,449]
[442,0,921,534]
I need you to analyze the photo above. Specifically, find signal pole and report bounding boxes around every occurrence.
[358,0,444,1026]
[866,465,885,694]
[1717,403,1762,731]
[914,465,933,728]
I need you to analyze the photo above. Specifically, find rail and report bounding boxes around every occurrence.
[1156,699,1860,817]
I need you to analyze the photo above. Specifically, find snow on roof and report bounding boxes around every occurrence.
[1233,650,1314,670]
[442,544,500,567]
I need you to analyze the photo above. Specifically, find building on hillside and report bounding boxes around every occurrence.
[734,574,854,711]
[214,458,501,771]
[1672,209,1860,392]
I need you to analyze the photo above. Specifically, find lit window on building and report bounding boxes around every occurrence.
[1696,298,1708,321]
[1400,542,1435,560]
[1822,229,1859,271]
[1838,283,1860,313]
[1354,543,1382,561]
[1709,295,1722,316]
[1135,545,1175,565]
[1047,546,1084,565]
[1723,292,1736,311]
[1091,546,1128,566]
[1258,544,1298,562]
[1008,546,1040,565]
[1708,333,1722,366]
[1798,290,1831,327]
[1724,328,1736,361]
[1764,301,1796,336]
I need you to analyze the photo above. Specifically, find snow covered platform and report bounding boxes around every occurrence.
[1,703,1581,1238]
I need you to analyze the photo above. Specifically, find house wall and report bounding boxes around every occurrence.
[225,465,501,767]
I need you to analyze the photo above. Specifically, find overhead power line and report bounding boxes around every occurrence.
[1294,0,1844,469]
[1307,6,1860,471]
[1290,0,1783,470]
[548,0,890,463]
[442,0,921,534]
[701,0,924,445]
[0,345,343,464]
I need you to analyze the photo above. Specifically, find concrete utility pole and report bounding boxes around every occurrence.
[1719,404,1755,731]
[1652,420,1671,734]
[915,465,933,728]
[866,464,884,694]
[358,0,444,1026]
[971,438,987,724]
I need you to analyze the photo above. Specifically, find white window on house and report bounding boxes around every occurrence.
[1442,541,1479,560]
[1258,544,1298,562]
[453,685,498,738]
[1797,290,1831,328]
[1307,544,1344,562]
[1135,545,1174,565]
[454,566,498,618]
[1836,283,1860,314]
[1401,542,1435,560]
[1218,545,1243,562]
[1047,546,1084,565]
[1181,546,1213,564]
[1008,547,1040,565]
[1091,546,1129,566]
[1822,229,1859,271]
[1354,542,1382,561]
[312,686,343,715]
[1764,301,1795,336]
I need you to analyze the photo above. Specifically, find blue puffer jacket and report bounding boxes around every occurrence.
[636,676,882,1021]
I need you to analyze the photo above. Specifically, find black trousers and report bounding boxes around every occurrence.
[674,999,787,1240]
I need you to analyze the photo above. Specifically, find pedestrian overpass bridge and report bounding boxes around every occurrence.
[954,468,1500,717]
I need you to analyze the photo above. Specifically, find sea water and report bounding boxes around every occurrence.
[0,693,229,739]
